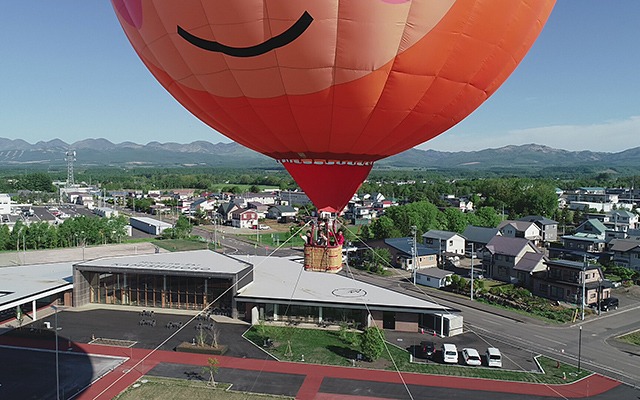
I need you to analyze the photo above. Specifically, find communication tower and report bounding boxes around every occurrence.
[66,150,76,187]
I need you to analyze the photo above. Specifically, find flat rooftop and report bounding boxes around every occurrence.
[236,255,454,313]
[76,249,252,276]
[0,262,73,312]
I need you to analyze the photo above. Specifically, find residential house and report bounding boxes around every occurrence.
[498,220,542,245]
[242,192,278,206]
[267,205,297,222]
[279,191,312,207]
[190,198,217,213]
[482,236,543,284]
[462,225,501,254]
[518,216,559,243]
[217,202,241,223]
[422,230,465,256]
[512,252,548,289]
[231,208,258,229]
[416,269,453,289]
[246,202,269,219]
[172,189,195,200]
[609,238,640,271]
[383,237,438,270]
[0,193,11,215]
[606,210,639,232]
[533,259,612,306]
[442,195,474,212]
[556,219,607,259]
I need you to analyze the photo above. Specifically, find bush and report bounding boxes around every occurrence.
[360,326,385,361]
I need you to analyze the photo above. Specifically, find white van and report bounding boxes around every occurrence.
[441,343,458,364]
[486,347,502,368]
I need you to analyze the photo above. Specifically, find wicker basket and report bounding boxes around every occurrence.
[303,244,343,273]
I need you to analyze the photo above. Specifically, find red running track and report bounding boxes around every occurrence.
[0,337,622,400]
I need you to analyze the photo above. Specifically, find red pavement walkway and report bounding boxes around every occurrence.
[0,337,622,400]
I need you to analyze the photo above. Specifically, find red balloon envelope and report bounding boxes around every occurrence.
[112,0,555,212]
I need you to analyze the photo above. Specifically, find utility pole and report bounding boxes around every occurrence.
[411,226,417,285]
[470,242,474,301]
[581,254,587,321]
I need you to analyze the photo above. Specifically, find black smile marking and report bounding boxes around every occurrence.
[177,11,313,58]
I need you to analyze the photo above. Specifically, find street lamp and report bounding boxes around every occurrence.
[51,305,61,400]
[578,325,583,372]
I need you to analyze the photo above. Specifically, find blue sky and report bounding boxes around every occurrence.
[1,2,639,153]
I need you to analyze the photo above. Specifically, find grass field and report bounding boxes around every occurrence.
[617,330,640,346]
[115,376,292,400]
[245,325,590,384]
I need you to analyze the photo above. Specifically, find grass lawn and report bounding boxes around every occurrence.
[617,330,640,346]
[154,239,211,252]
[115,376,291,400]
[245,326,590,384]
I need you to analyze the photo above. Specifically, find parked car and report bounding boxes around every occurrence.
[417,341,435,359]
[441,343,458,364]
[599,297,619,311]
[485,347,502,368]
[462,348,482,366]
[466,270,484,279]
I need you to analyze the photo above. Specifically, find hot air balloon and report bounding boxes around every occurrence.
[112,0,554,213]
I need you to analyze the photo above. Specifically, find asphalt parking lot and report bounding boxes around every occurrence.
[29,307,269,359]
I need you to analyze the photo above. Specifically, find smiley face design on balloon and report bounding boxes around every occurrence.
[114,0,456,98]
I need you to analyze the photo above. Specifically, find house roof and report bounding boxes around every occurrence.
[422,230,460,240]
[416,268,452,279]
[269,205,296,213]
[518,216,558,225]
[462,225,500,245]
[498,220,539,232]
[609,238,640,252]
[384,237,438,257]
[485,236,537,257]
[545,259,600,272]
[514,252,547,273]
[608,210,636,218]
[561,234,605,243]
[576,219,607,235]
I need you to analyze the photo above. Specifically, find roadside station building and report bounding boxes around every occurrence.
[67,250,463,336]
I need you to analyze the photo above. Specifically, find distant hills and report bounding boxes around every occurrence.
[0,137,638,174]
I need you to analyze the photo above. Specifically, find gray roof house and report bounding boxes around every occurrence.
[422,230,465,256]
[383,237,439,270]
[518,215,559,242]
[609,238,640,272]
[482,236,542,284]
[462,225,501,250]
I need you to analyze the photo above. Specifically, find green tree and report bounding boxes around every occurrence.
[360,326,385,361]
[201,357,219,387]
[369,216,399,239]
[442,208,467,233]
[363,248,391,273]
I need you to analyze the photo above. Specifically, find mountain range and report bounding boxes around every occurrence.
[0,137,638,173]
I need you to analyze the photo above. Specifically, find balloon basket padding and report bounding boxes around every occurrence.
[303,245,343,273]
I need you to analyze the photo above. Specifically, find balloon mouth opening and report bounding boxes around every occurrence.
[280,159,373,214]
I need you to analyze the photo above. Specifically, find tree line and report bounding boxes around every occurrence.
[0,215,128,252]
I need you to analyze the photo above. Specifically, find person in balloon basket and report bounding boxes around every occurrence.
[328,229,345,247]
[300,231,313,245]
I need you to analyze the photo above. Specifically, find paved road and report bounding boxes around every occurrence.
[344,268,640,387]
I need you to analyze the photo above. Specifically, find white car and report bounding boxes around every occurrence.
[462,348,482,366]
[441,343,458,364]
[486,347,502,368]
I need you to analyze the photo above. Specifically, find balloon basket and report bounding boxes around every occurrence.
[303,245,343,273]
